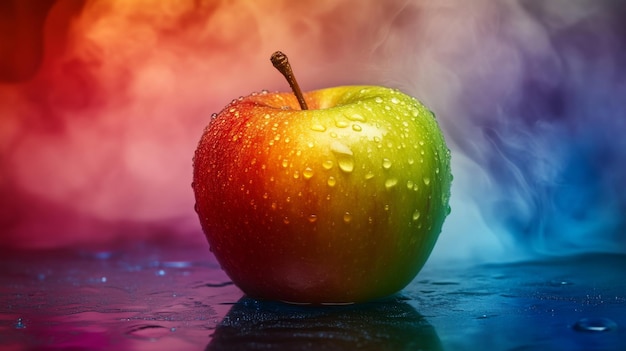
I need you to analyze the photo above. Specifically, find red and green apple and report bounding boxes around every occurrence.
[192,52,452,304]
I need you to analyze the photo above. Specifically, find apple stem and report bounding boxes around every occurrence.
[271,51,308,110]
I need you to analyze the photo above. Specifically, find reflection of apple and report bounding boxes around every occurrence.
[206,297,442,351]
[192,51,452,303]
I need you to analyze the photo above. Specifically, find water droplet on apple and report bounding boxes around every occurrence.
[423,177,431,186]
[335,120,349,128]
[374,97,383,104]
[382,158,392,170]
[391,97,400,104]
[365,171,375,180]
[343,212,352,223]
[283,217,290,224]
[407,180,414,189]
[282,159,289,168]
[384,204,390,211]
[303,168,314,179]
[385,178,398,189]
[307,214,318,223]
[408,158,415,165]
[330,141,355,173]
[293,171,300,179]
[271,202,277,210]
[347,113,366,122]
[412,210,421,221]
[337,158,354,173]
[352,124,362,132]
[327,176,337,187]
[262,192,269,199]
[311,124,326,132]
[322,160,333,170]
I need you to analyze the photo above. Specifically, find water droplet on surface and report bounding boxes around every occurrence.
[322,160,334,170]
[293,171,300,179]
[283,217,290,224]
[365,171,375,180]
[14,318,26,329]
[331,141,355,173]
[327,176,337,187]
[573,318,617,333]
[352,124,362,132]
[343,212,352,223]
[423,177,431,186]
[303,168,314,179]
[382,158,392,170]
[374,97,383,103]
[126,324,170,340]
[307,214,318,223]
[407,180,414,189]
[391,97,400,104]
[311,124,326,132]
[385,178,398,189]
[282,159,289,168]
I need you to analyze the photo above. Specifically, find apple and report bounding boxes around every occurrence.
[192,51,452,304]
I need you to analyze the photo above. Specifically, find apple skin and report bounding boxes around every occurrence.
[192,85,451,304]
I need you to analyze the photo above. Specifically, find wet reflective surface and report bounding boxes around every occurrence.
[2,242,625,350]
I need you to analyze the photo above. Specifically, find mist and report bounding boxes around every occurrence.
[1,0,625,263]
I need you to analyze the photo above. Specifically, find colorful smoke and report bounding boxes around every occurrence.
[1,0,625,261]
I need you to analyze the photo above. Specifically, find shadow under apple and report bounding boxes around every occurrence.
[206,296,442,351]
